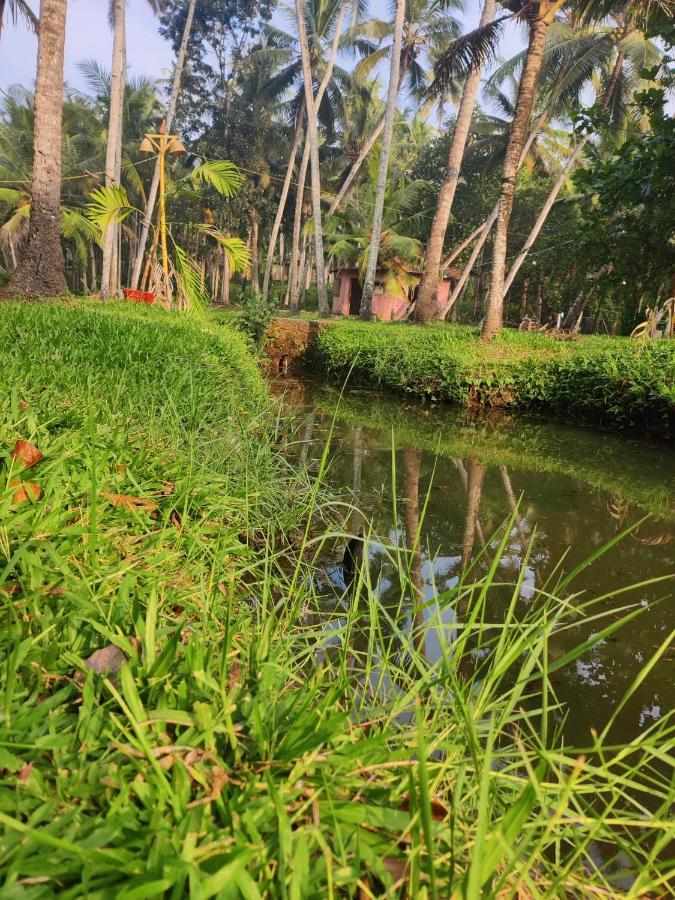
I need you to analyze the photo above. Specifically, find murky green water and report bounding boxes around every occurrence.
[277,378,674,746]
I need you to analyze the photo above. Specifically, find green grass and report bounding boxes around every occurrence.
[1,300,673,896]
[311,320,675,434]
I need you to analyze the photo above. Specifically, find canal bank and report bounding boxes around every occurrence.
[264,316,675,436]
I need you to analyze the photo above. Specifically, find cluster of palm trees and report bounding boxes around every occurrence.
[0,0,669,337]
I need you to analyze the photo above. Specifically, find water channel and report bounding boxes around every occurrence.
[276,377,674,748]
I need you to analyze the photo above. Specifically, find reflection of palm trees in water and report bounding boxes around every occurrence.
[403,447,425,652]
[298,411,316,467]
[460,458,487,570]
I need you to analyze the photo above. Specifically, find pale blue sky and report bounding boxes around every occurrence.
[1,0,527,110]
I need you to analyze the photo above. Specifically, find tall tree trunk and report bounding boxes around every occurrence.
[359,0,405,321]
[261,104,304,304]
[288,139,310,313]
[413,0,496,323]
[519,275,530,320]
[482,1,561,339]
[534,273,543,322]
[295,0,334,318]
[562,290,585,330]
[100,0,126,298]
[288,135,309,313]
[438,102,554,320]
[250,210,260,293]
[8,0,68,297]
[288,2,346,313]
[130,0,198,290]
[502,50,625,296]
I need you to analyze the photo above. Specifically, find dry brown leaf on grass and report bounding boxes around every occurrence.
[10,480,41,504]
[17,763,33,782]
[74,643,130,684]
[11,440,43,469]
[100,492,158,513]
[228,662,242,691]
[399,793,449,821]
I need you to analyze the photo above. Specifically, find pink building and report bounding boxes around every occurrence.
[331,266,460,321]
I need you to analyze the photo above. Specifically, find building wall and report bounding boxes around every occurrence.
[332,272,455,320]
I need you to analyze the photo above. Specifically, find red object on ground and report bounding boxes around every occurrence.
[123,289,155,304]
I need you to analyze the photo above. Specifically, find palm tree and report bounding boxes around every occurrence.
[101,0,165,298]
[7,0,68,297]
[413,0,497,323]
[436,9,636,320]
[130,0,198,291]
[326,160,427,296]
[100,0,127,297]
[256,0,352,307]
[359,0,406,320]
[295,0,344,317]
[481,0,566,339]
[502,15,663,294]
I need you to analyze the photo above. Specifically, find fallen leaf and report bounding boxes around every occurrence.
[159,481,175,496]
[18,763,33,782]
[228,662,242,691]
[11,480,41,504]
[12,440,43,469]
[382,857,408,882]
[100,492,158,513]
[399,793,449,822]
[75,644,128,684]
[19,401,29,411]
[115,464,128,474]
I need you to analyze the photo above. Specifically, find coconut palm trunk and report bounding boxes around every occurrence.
[438,100,558,320]
[413,0,497,324]
[481,0,563,339]
[359,0,405,321]
[288,137,311,313]
[261,104,304,304]
[130,0,198,291]
[7,0,68,297]
[502,50,625,296]
[295,0,335,318]
[100,0,126,298]
[289,0,346,313]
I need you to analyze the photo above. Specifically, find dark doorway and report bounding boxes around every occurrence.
[349,278,362,316]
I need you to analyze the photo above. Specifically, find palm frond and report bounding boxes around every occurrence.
[172,242,209,316]
[0,187,25,211]
[190,161,244,198]
[85,185,136,243]
[199,226,251,274]
[429,18,507,97]
[6,0,38,32]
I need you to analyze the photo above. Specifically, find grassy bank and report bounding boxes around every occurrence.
[311,320,675,434]
[1,301,673,895]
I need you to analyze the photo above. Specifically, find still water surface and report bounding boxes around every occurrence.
[277,378,674,746]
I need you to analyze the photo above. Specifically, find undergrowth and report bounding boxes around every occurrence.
[312,321,675,434]
[0,301,673,897]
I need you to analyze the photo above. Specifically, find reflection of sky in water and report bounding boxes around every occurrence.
[283,385,675,745]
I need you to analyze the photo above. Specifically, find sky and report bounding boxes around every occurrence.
[1,0,527,110]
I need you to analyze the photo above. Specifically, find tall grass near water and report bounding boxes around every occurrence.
[0,301,673,896]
